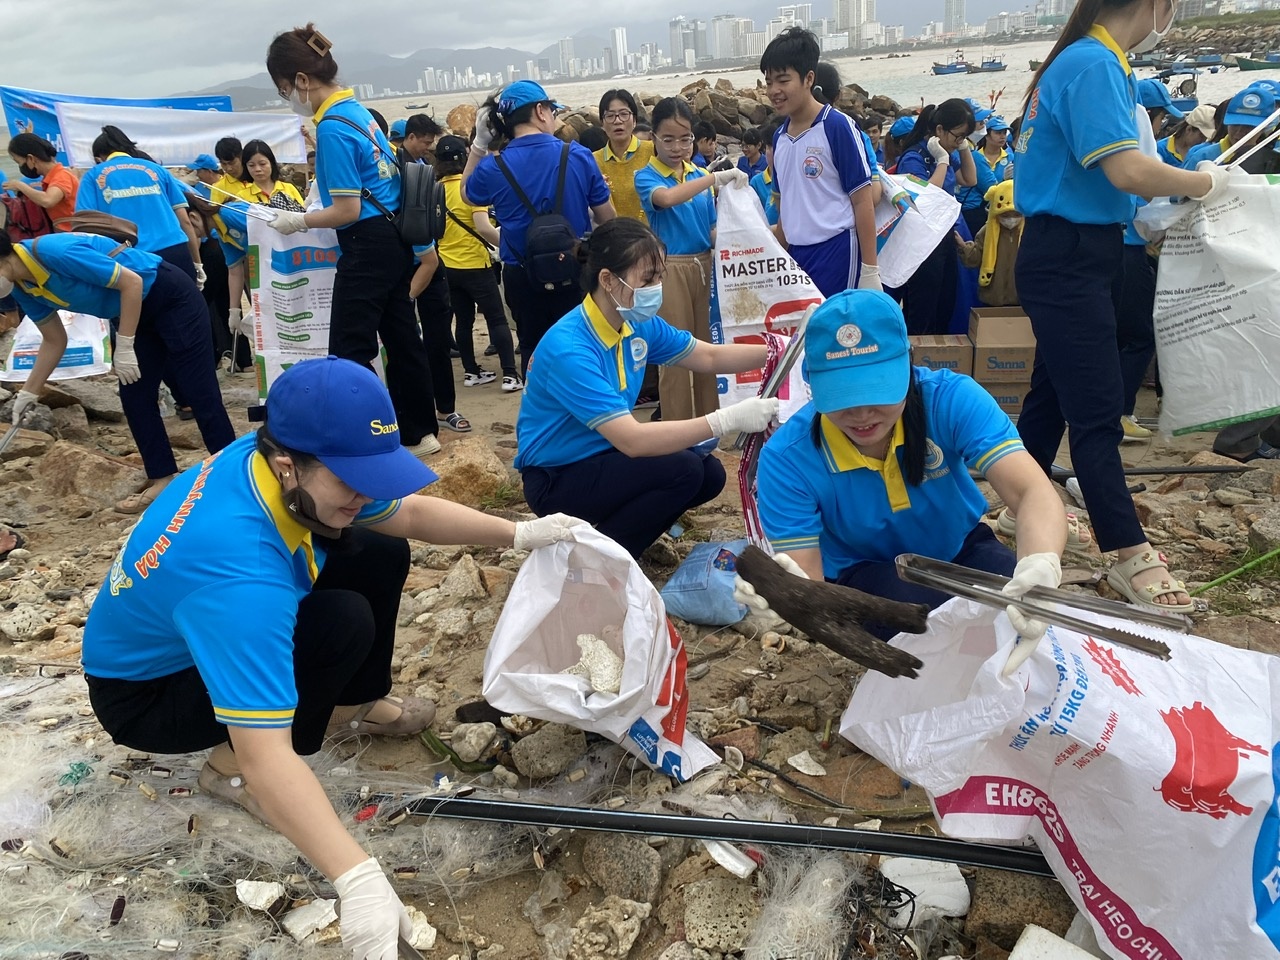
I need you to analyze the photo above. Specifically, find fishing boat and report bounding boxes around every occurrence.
[1128,52,1158,68]
[406,102,431,109]
[932,50,970,75]
[1155,71,1200,113]
[1155,49,1224,69]
[1238,53,1280,71]
[967,56,1007,73]
[1029,59,1042,70]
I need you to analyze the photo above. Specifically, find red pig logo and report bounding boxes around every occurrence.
[1157,702,1268,819]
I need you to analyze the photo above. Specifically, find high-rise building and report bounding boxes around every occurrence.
[670,16,690,62]
[422,69,435,92]
[943,0,966,34]
[778,3,813,25]
[884,23,905,43]
[711,14,738,59]
[557,37,575,72]
[355,83,375,100]
[525,59,539,81]
[610,26,629,70]
[690,18,709,58]
[835,0,875,32]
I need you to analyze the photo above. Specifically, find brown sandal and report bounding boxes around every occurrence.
[115,478,174,515]
[331,695,437,738]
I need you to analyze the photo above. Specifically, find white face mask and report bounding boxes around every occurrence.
[1131,0,1176,54]
[288,78,314,118]
[998,215,1021,230]
[969,124,986,144]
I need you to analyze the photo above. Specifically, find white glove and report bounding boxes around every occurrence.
[1192,161,1231,206]
[227,307,250,337]
[1000,552,1062,675]
[11,389,39,425]
[857,263,882,292]
[705,397,780,438]
[113,334,141,385]
[333,858,412,960]
[472,107,495,153]
[269,210,309,235]
[713,168,748,189]
[194,262,207,291]
[926,136,950,164]
[957,137,973,152]
[513,512,592,552]
[733,552,808,629]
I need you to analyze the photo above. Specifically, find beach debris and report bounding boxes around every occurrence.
[282,898,338,942]
[878,857,971,928]
[563,629,624,694]
[405,904,439,951]
[235,878,286,913]
[786,751,827,777]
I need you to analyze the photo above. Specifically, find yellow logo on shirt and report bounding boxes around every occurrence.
[370,419,399,436]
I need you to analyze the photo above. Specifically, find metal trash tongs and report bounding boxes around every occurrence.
[895,554,1183,660]
[732,303,815,450]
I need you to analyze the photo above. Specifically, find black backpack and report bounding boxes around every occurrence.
[319,115,445,246]
[495,142,579,290]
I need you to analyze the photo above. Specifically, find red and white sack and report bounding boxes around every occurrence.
[483,526,717,780]
[842,598,1280,959]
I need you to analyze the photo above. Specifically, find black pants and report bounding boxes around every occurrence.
[85,529,409,756]
[522,448,726,558]
[447,265,517,378]
[1115,244,1157,417]
[414,269,457,417]
[115,262,235,479]
[903,231,959,336]
[1015,214,1143,553]
[502,264,582,379]
[330,216,437,444]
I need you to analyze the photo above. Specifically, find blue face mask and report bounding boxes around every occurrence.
[613,279,663,324]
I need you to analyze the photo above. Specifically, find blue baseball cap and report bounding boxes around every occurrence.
[498,80,564,117]
[1225,85,1278,127]
[804,290,910,413]
[1248,79,1278,96]
[186,154,219,172]
[1137,78,1184,119]
[985,115,1010,133]
[889,115,916,139]
[266,357,437,500]
[389,119,407,140]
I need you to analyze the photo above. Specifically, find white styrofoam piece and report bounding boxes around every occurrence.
[1010,924,1104,960]
[786,750,827,776]
[700,838,759,878]
[234,878,285,912]
[878,857,971,929]
[405,904,438,950]
[1063,915,1110,959]
[282,898,337,942]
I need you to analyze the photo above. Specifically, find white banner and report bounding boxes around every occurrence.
[55,102,306,169]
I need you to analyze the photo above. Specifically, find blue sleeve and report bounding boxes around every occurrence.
[827,112,872,195]
[42,238,122,289]
[643,319,696,366]
[466,157,496,206]
[536,343,632,431]
[354,498,402,525]
[933,374,1026,475]
[219,237,246,267]
[173,580,298,728]
[859,129,881,175]
[757,433,824,553]
[1061,61,1139,168]
[896,147,929,180]
[575,145,612,207]
[315,125,364,196]
[12,287,54,324]
[412,242,436,258]
[973,152,1000,198]
[634,165,663,219]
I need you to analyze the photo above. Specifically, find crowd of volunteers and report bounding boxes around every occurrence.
[2,11,1277,958]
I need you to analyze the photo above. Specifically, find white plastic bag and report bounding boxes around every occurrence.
[483,526,718,780]
[2,312,112,381]
[873,171,963,288]
[709,183,820,418]
[1152,170,1280,435]
[842,598,1280,960]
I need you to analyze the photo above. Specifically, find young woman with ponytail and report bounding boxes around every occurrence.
[1012,0,1228,614]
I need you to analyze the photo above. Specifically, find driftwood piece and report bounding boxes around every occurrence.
[735,546,927,679]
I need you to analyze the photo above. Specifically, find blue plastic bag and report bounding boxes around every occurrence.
[659,540,750,626]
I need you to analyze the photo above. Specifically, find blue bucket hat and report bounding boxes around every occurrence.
[1137,78,1184,119]
[266,357,438,500]
[1225,85,1278,128]
[498,80,565,117]
[186,154,219,172]
[804,290,911,413]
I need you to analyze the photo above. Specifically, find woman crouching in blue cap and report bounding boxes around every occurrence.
[81,356,588,960]
[744,290,1067,663]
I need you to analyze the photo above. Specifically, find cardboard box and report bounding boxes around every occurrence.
[983,380,1033,417]
[909,334,973,377]
[969,307,1037,383]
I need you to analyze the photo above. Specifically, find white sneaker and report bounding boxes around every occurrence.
[405,435,442,458]
[501,376,524,393]
[463,370,497,387]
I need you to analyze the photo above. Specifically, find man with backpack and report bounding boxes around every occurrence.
[461,80,615,379]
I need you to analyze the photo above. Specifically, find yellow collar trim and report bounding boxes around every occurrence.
[1218,135,1233,150]
[13,243,70,307]
[313,88,355,123]
[820,416,911,512]
[584,294,633,391]
[249,451,318,582]
[649,156,696,181]
[1086,25,1131,76]
[606,136,641,161]
[763,168,773,185]
[106,151,131,161]
[1164,135,1184,161]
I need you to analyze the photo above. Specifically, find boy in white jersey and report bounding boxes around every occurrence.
[761,27,880,297]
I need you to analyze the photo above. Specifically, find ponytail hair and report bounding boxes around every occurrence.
[902,99,974,150]
[1023,0,1141,110]
[7,133,57,162]
[575,218,666,294]
[92,125,154,163]
[813,62,841,106]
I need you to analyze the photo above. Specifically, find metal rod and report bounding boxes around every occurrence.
[407,794,1055,878]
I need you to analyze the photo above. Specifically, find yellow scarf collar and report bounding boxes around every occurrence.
[819,416,911,512]
[313,88,356,122]
[249,451,318,582]
[13,242,70,307]
[649,156,697,182]
[1086,24,1132,76]
[583,294,634,391]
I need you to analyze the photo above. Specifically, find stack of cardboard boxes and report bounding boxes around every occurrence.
[908,308,1037,416]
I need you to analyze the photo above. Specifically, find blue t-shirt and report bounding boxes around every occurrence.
[515,297,695,470]
[1012,26,1140,224]
[896,143,963,195]
[210,200,252,268]
[750,169,779,226]
[10,232,161,324]
[466,134,610,266]
[634,159,716,255]
[958,149,1011,210]
[1183,138,1227,168]
[756,368,1025,578]
[76,153,189,252]
[1156,134,1187,167]
[314,89,401,224]
[82,435,403,729]
[737,153,768,177]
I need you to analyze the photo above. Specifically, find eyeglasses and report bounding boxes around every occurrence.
[603,111,633,122]
[946,127,972,139]
[658,136,695,147]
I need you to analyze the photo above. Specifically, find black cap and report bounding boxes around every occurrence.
[435,135,468,162]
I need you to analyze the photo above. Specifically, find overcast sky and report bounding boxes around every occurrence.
[8,0,1019,98]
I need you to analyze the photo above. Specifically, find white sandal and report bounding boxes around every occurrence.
[1105,549,1195,614]
[995,507,1093,554]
